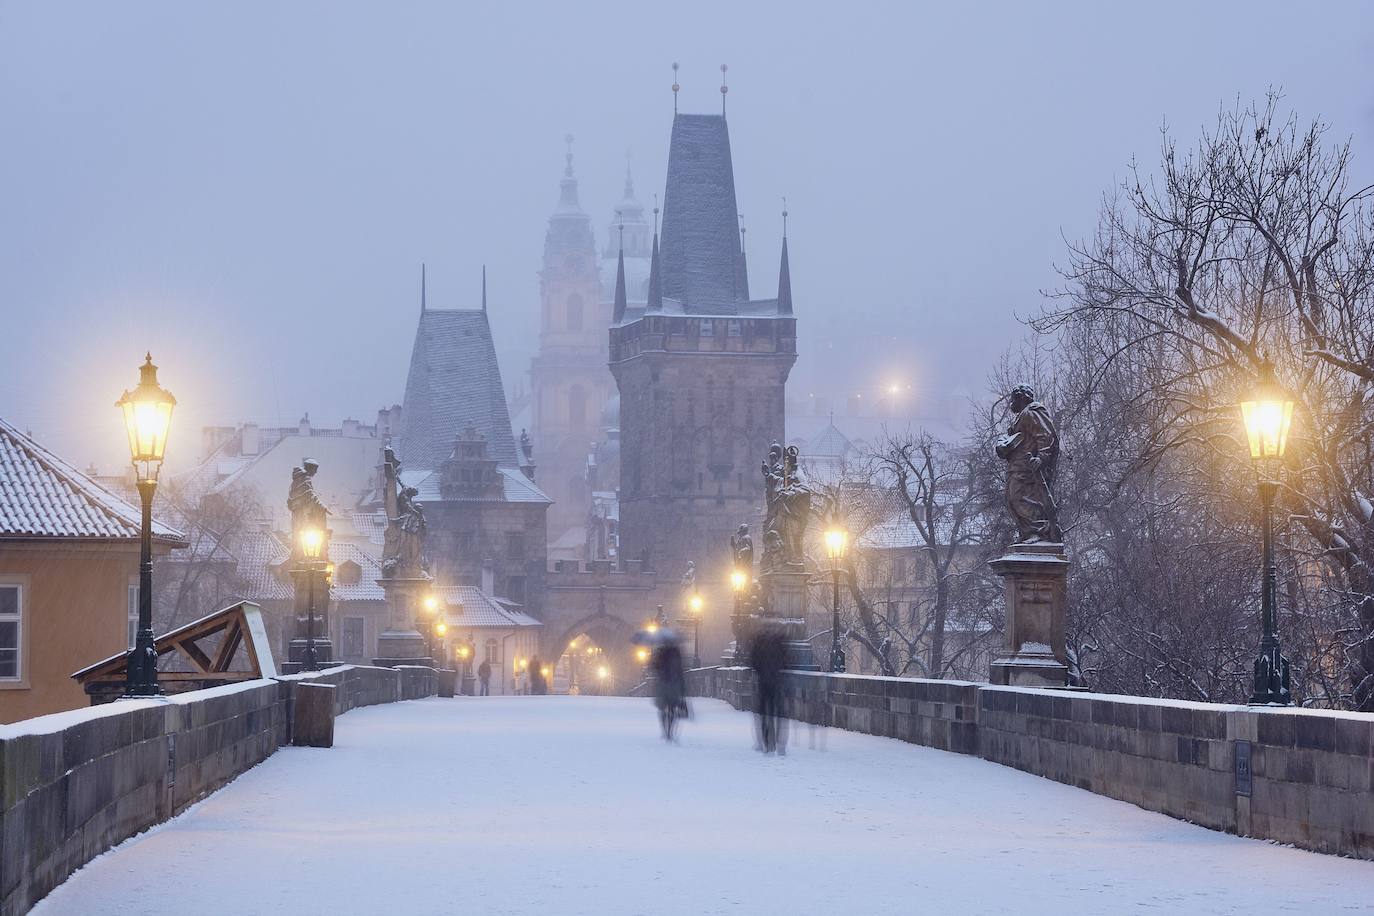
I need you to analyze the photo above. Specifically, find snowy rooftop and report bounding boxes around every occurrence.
[0,417,184,543]
[401,466,551,505]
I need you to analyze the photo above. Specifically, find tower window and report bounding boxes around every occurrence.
[699,320,715,337]
[567,293,585,331]
[727,320,742,337]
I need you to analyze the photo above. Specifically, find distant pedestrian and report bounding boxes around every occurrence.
[749,620,788,754]
[530,655,549,695]
[649,637,689,741]
[477,659,491,696]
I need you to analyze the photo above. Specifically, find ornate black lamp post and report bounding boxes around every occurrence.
[299,527,325,671]
[1240,364,1295,706]
[421,593,442,662]
[684,592,703,668]
[824,525,849,673]
[116,354,175,697]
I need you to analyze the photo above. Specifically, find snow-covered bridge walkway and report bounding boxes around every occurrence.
[36,697,1372,915]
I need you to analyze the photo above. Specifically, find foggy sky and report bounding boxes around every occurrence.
[4,1,1373,472]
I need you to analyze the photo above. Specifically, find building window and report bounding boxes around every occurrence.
[506,576,527,604]
[569,385,587,428]
[891,556,908,581]
[727,319,742,337]
[127,582,139,648]
[485,638,499,663]
[341,617,365,659]
[699,319,714,337]
[566,293,584,331]
[506,532,525,561]
[0,585,21,680]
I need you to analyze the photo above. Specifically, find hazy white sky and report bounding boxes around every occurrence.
[3,1,1373,470]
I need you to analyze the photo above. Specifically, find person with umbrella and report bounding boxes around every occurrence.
[633,607,689,741]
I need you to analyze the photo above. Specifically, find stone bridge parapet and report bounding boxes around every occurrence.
[688,667,1374,861]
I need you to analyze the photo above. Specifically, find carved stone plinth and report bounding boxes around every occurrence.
[373,576,433,667]
[988,543,1069,688]
[758,565,819,671]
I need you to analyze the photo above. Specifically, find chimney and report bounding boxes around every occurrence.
[481,558,495,596]
[241,422,260,456]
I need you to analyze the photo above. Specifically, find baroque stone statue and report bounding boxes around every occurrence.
[761,443,812,567]
[286,458,328,554]
[994,384,1061,544]
[681,560,697,592]
[380,447,428,579]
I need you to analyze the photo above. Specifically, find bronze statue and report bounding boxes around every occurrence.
[995,384,1061,543]
[286,458,328,554]
[730,523,753,572]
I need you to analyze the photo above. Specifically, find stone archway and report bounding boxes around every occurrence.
[549,612,641,694]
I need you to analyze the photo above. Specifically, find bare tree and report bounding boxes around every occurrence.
[1037,93,1374,708]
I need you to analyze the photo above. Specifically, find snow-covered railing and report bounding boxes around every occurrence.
[0,664,440,915]
[688,667,1374,861]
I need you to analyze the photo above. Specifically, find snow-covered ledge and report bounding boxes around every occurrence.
[687,667,1374,861]
[0,664,440,915]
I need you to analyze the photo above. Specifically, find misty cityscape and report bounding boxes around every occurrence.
[3,3,1374,914]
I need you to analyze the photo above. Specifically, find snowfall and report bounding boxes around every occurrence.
[35,697,1374,915]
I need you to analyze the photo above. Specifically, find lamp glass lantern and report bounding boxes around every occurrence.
[299,527,325,560]
[116,354,176,482]
[824,527,849,562]
[1240,392,1294,463]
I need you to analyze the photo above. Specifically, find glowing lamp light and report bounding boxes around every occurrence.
[688,593,704,614]
[645,622,659,634]
[324,562,335,584]
[456,644,471,660]
[730,569,748,592]
[422,594,439,615]
[116,353,176,482]
[1240,367,1294,462]
[299,527,325,560]
[597,665,609,680]
[434,621,448,637]
[824,527,849,562]
[516,657,528,672]
[635,647,650,664]
[541,665,552,679]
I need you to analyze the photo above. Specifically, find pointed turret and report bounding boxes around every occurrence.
[645,229,662,313]
[777,235,792,315]
[612,227,628,324]
[735,218,749,300]
[555,133,585,215]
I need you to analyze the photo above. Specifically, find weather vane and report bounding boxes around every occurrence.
[672,62,680,114]
[720,64,728,115]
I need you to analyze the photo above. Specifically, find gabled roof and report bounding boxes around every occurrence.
[397,308,519,471]
[0,418,185,544]
[435,585,542,629]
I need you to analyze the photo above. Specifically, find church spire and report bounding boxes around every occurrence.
[555,133,584,214]
[420,262,427,315]
[777,204,792,315]
[612,220,628,324]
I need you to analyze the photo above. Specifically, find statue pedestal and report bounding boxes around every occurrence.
[759,565,819,671]
[373,576,433,667]
[988,543,1070,688]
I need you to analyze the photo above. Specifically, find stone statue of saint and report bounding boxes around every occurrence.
[286,458,328,555]
[762,444,812,565]
[681,560,696,592]
[730,523,753,572]
[995,384,1061,544]
[380,447,428,578]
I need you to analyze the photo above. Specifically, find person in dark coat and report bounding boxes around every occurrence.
[749,620,788,754]
[649,638,689,741]
[477,659,491,696]
[530,656,549,695]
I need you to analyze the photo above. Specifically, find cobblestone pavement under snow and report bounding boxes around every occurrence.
[35,697,1374,915]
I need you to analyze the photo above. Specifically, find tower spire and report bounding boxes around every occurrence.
[623,151,635,199]
[482,264,487,313]
[672,62,680,115]
[777,203,792,316]
[736,213,749,300]
[420,262,427,315]
[613,215,628,324]
[720,64,728,117]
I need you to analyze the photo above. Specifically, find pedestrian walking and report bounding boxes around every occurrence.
[749,620,788,754]
[477,659,491,696]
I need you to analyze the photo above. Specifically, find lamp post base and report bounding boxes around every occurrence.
[1249,640,1292,706]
